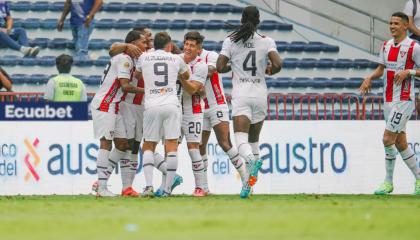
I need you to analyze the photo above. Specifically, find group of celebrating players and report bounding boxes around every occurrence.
[90,5,420,198]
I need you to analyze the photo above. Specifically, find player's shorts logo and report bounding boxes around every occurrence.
[24,138,41,182]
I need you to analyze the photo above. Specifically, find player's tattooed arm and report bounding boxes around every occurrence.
[359,64,385,96]
[109,43,142,58]
[267,51,282,75]
[119,78,144,94]
[216,54,231,73]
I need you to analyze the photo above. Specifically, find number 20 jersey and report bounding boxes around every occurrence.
[220,34,278,99]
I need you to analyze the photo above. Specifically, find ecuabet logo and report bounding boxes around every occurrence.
[24,138,41,182]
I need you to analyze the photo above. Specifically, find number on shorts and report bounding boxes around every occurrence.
[243,50,257,76]
[154,62,168,86]
[390,112,403,124]
[217,111,223,118]
[188,122,201,134]
[101,61,111,85]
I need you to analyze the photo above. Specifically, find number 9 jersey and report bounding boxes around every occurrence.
[220,34,278,99]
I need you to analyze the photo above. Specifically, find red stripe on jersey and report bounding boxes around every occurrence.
[205,53,209,64]
[210,72,226,105]
[400,41,416,101]
[385,71,395,102]
[192,94,202,114]
[387,45,400,62]
[204,97,210,109]
[382,40,388,52]
[99,79,120,112]
[133,78,144,105]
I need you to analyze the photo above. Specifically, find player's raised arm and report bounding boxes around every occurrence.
[217,38,232,73]
[109,42,142,58]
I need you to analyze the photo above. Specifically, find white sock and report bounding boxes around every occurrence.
[235,132,255,165]
[97,149,110,189]
[189,149,205,189]
[384,145,397,184]
[227,147,247,183]
[120,151,132,190]
[142,150,154,187]
[250,142,260,160]
[102,148,125,189]
[129,153,138,186]
[202,154,209,191]
[165,152,178,193]
[400,147,420,180]
[154,152,167,190]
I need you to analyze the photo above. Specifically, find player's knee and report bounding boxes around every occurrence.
[100,139,112,151]
[187,142,200,149]
[395,139,408,152]
[382,135,395,147]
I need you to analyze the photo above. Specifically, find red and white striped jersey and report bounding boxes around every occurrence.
[122,76,144,106]
[200,49,227,110]
[379,37,420,102]
[180,55,208,115]
[91,53,134,113]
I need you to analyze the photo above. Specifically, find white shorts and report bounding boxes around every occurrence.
[203,104,230,131]
[232,97,267,124]
[384,101,414,133]
[143,104,181,142]
[181,113,204,143]
[120,101,144,142]
[91,108,126,140]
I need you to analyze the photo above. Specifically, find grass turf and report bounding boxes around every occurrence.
[0,195,419,240]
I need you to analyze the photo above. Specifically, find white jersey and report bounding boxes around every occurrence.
[91,53,134,113]
[200,49,227,109]
[136,49,188,109]
[220,34,278,99]
[181,55,208,115]
[378,37,420,103]
[404,1,420,33]
[122,76,144,106]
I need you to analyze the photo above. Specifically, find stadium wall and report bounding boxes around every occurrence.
[1,121,419,195]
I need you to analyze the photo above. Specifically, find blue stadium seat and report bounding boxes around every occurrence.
[290,77,311,88]
[95,56,110,67]
[86,75,102,86]
[334,59,353,68]
[48,38,69,49]
[275,41,288,52]
[273,77,291,88]
[38,56,55,66]
[345,77,363,88]
[323,44,340,52]
[206,20,224,30]
[74,58,93,67]
[73,75,88,84]
[312,77,329,88]
[196,3,213,13]
[30,38,49,48]
[287,41,306,52]
[124,2,142,12]
[103,2,124,12]
[328,77,346,88]
[96,19,116,29]
[353,59,370,68]
[178,3,196,12]
[9,1,31,11]
[0,55,19,66]
[135,19,152,28]
[31,1,50,11]
[277,23,293,31]
[265,77,275,88]
[315,58,335,68]
[222,77,232,88]
[214,4,232,13]
[11,18,23,28]
[259,20,277,30]
[225,20,241,28]
[10,74,28,85]
[304,43,324,52]
[89,39,109,50]
[152,19,170,29]
[371,79,383,88]
[143,3,159,12]
[49,1,65,11]
[159,3,178,12]
[169,20,187,30]
[282,58,298,68]
[203,41,218,51]
[115,19,134,29]
[368,61,379,68]
[22,18,41,29]
[215,41,223,51]
[188,20,206,29]
[40,18,57,29]
[18,57,38,66]
[297,58,317,68]
[31,74,49,85]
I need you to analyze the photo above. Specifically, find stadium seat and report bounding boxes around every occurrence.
[95,56,110,67]
[312,77,329,88]
[31,1,50,11]
[316,58,335,68]
[48,38,69,49]
[40,18,57,29]
[89,39,110,50]
[297,58,317,68]
[203,41,218,51]
[178,3,196,12]
[49,1,65,11]
[159,3,178,12]
[353,59,371,69]
[103,2,124,12]
[38,56,55,66]
[125,2,142,12]
[10,74,28,85]
[142,2,159,12]
[18,57,38,66]
[328,77,347,88]
[290,77,311,88]
[206,20,224,30]
[196,3,214,13]
[188,20,206,29]
[22,18,41,29]
[282,58,299,68]
[135,19,152,28]
[9,1,31,11]
[86,75,102,86]
[323,44,340,52]
[96,19,116,29]
[225,20,241,28]
[287,41,306,52]
[304,42,324,52]
[30,38,49,48]
[169,20,187,30]
[74,58,93,67]
[222,77,232,88]
[345,77,363,88]
[152,19,170,29]
[31,74,49,85]
[273,77,292,88]
[0,55,19,66]
[115,19,134,29]
[276,41,288,52]
[265,77,276,88]
[214,4,233,13]
[334,59,353,68]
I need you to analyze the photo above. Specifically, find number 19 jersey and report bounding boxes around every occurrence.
[220,34,278,99]
[136,49,189,110]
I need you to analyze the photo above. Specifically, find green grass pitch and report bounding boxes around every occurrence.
[0,195,419,240]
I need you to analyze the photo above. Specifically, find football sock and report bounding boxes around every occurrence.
[202,154,209,191]
[128,153,138,186]
[400,147,420,180]
[189,149,206,189]
[120,150,132,190]
[165,152,178,193]
[235,132,255,165]
[142,150,154,187]
[250,142,260,160]
[154,152,167,190]
[97,149,110,190]
[384,144,397,184]
[227,147,247,183]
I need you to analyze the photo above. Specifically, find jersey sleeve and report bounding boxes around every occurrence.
[177,55,189,74]
[80,82,87,101]
[220,38,232,59]
[205,51,219,67]
[191,62,208,84]
[266,37,278,53]
[412,42,420,66]
[403,0,414,16]
[377,41,387,65]
[135,55,144,72]
[116,55,133,79]
[44,78,55,100]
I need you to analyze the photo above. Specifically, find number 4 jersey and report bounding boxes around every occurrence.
[220,34,278,99]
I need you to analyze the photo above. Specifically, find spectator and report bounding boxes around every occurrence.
[57,0,103,60]
[44,54,87,102]
[0,67,12,91]
[0,1,39,56]
[404,0,420,42]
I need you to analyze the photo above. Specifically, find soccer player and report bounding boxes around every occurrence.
[178,31,208,197]
[118,32,148,197]
[199,47,249,197]
[359,12,420,195]
[216,6,282,195]
[91,30,145,197]
[136,32,190,197]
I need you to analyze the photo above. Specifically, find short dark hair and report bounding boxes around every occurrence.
[133,26,147,32]
[56,54,73,74]
[184,31,204,45]
[392,12,409,23]
[154,32,171,50]
[125,30,143,43]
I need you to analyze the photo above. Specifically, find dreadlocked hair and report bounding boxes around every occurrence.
[228,6,260,43]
